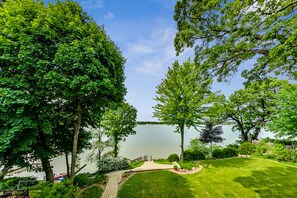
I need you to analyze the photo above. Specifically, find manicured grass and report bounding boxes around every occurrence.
[117,171,194,198]
[118,158,297,198]
[153,159,172,165]
[129,161,144,169]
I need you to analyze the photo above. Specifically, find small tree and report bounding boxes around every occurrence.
[154,60,213,161]
[199,120,224,155]
[102,103,137,157]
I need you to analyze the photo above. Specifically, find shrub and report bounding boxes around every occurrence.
[254,140,271,157]
[272,144,291,161]
[173,165,178,170]
[97,158,130,173]
[167,153,179,162]
[226,144,239,150]
[191,150,206,160]
[238,142,255,155]
[223,147,238,158]
[183,150,194,161]
[179,161,196,170]
[30,180,78,198]
[81,186,103,198]
[212,149,224,159]
[0,176,38,191]
[73,173,89,187]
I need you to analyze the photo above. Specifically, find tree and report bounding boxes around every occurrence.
[224,78,288,142]
[88,126,112,162]
[0,0,126,181]
[199,120,224,155]
[153,60,213,161]
[102,103,137,157]
[187,138,210,157]
[174,0,297,82]
[268,83,297,139]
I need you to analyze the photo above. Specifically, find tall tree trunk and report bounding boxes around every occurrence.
[114,136,118,157]
[41,157,54,182]
[179,123,185,161]
[38,131,54,182]
[70,104,82,178]
[65,152,70,178]
[242,131,249,142]
[0,165,10,180]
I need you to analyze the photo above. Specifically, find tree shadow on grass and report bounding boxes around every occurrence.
[234,166,297,197]
[202,158,253,168]
[118,170,194,198]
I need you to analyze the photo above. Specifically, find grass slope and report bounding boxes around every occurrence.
[118,158,297,198]
[118,171,194,198]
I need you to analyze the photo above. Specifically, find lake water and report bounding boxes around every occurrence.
[9,124,274,179]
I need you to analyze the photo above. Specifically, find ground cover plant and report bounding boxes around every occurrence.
[118,171,194,198]
[119,158,297,198]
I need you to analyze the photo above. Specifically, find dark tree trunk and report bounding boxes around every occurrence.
[0,165,10,180]
[242,131,249,142]
[114,137,118,157]
[252,127,261,140]
[71,104,82,178]
[65,152,70,178]
[41,157,54,182]
[179,123,185,161]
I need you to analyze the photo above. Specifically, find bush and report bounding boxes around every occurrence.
[191,150,206,160]
[254,140,271,157]
[226,144,239,150]
[223,147,238,158]
[167,153,179,162]
[73,173,89,187]
[238,142,255,155]
[81,186,103,198]
[179,161,196,170]
[183,150,194,161]
[272,144,291,161]
[30,180,78,198]
[212,149,224,159]
[97,158,130,173]
[0,176,38,191]
[173,165,178,170]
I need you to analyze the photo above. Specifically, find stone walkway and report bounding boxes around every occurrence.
[102,161,173,198]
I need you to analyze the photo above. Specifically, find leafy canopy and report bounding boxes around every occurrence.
[174,0,297,81]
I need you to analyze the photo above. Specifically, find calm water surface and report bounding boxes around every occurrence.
[10,124,274,179]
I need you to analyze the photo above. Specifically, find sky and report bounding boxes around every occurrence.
[74,0,247,121]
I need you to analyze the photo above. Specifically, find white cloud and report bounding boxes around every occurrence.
[125,26,194,77]
[80,0,104,9]
[104,12,115,20]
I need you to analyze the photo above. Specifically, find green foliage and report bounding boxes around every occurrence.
[153,60,213,160]
[226,144,239,151]
[188,138,210,157]
[270,144,297,162]
[222,148,238,158]
[97,158,130,173]
[173,165,178,170]
[153,159,172,165]
[81,186,102,198]
[102,102,137,157]
[179,161,196,170]
[199,120,224,146]
[0,0,126,180]
[212,149,225,159]
[183,150,205,161]
[30,180,78,198]
[73,173,89,188]
[174,0,297,81]
[167,154,179,162]
[238,142,256,155]
[224,78,287,142]
[268,83,297,139]
[129,161,144,169]
[0,176,37,191]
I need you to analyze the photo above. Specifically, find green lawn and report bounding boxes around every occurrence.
[118,158,297,198]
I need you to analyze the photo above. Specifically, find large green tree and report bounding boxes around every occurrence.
[0,0,125,181]
[223,78,288,142]
[101,103,137,157]
[268,83,297,139]
[153,60,213,161]
[174,0,297,81]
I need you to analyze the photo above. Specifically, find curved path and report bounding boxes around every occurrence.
[102,161,173,198]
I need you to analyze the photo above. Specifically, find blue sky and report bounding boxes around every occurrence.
[74,0,246,121]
